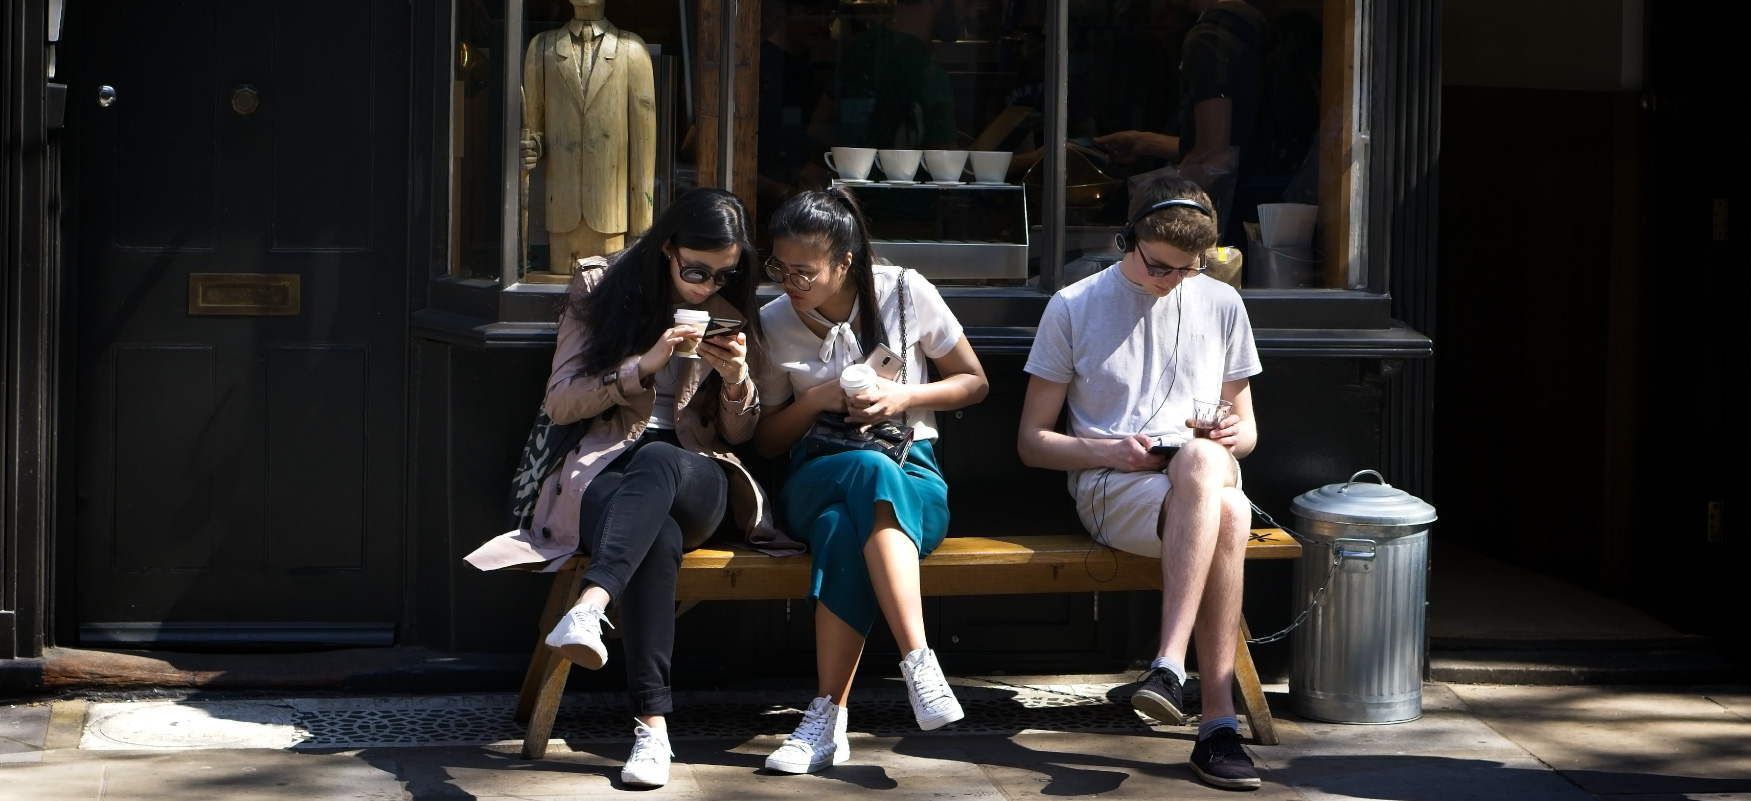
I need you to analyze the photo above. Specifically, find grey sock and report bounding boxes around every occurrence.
[1148,657,1187,685]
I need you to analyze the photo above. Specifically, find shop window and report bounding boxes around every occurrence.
[449,0,694,285]
[1058,0,1369,291]
[754,0,1371,293]
[755,0,1045,285]
[446,0,1376,314]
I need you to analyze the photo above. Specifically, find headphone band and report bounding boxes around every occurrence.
[1115,197,1214,253]
[1128,198,1213,227]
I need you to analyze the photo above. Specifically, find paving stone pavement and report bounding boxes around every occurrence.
[3,682,1748,800]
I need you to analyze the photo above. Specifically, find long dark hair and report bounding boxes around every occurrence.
[767,186,886,351]
[571,188,763,376]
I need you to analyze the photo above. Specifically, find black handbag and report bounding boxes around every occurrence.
[800,268,916,466]
[507,406,587,531]
[802,413,916,465]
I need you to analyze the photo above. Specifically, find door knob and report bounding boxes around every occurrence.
[97,85,116,107]
[231,85,261,116]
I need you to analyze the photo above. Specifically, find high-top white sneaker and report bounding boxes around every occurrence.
[900,648,964,731]
[544,603,613,669]
[764,696,850,774]
[621,720,671,788]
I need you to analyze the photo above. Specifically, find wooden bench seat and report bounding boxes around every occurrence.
[516,529,1301,758]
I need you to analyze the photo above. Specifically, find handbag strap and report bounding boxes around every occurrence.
[896,268,909,385]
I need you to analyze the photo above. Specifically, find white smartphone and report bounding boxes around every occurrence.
[863,343,903,380]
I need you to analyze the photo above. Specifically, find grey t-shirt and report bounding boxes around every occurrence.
[1025,266,1261,444]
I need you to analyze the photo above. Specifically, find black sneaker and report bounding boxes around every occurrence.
[1189,727,1262,790]
[1130,667,1186,725]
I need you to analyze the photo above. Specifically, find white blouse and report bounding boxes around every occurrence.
[756,264,964,441]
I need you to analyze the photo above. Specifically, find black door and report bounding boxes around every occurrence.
[69,1,411,645]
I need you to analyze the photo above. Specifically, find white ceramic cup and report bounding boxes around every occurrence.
[823,147,877,181]
[923,149,969,182]
[968,151,1013,183]
[876,149,923,182]
[840,363,879,398]
[672,309,711,358]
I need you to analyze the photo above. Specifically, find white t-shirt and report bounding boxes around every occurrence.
[757,264,965,441]
[1024,266,1261,445]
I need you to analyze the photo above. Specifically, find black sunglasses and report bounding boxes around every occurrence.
[1138,250,1207,278]
[672,253,741,286]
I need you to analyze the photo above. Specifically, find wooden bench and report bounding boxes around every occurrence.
[514,529,1301,758]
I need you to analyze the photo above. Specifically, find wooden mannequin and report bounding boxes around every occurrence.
[522,0,657,275]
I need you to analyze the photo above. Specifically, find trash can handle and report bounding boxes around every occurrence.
[1341,470,1389,492]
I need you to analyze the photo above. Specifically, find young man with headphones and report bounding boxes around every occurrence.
[1017,176,1263,790]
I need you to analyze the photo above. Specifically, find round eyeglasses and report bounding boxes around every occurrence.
[672,254,740,286]
[763,257,821,291]
[1138,250,1207,278]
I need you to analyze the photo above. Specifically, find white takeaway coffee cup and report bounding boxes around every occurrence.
[839,363,879,398]
[672,308,711,358]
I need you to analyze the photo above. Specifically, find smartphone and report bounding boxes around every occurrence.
[863,343,903,380]
[704,317,746,339]
[1147,435,1181,457]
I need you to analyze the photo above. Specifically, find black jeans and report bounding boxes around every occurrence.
[579,429,728,717]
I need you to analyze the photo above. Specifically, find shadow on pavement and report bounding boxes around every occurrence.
[1273,754,1751,800]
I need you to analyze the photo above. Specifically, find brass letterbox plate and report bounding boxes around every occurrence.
[188,273,301,316]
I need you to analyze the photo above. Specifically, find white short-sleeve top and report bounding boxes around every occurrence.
[757,264,965,441]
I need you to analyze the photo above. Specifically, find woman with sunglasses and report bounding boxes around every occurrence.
[751,187,988,774]
[467,188,796,788]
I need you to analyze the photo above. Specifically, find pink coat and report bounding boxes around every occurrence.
[464,261,800,572]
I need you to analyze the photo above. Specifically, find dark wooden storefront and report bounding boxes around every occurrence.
[4,0,1467,678]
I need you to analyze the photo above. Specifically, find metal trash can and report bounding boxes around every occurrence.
[1288,470,1438,723]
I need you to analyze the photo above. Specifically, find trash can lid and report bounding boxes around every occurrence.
[1291,470,1438,527]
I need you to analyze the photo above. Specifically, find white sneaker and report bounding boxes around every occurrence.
[900,648,964,731]
[764,696,850,774]
[621,720,671,788]
[544,603,613,669]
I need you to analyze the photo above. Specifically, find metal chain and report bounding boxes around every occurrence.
[1244,504,1340,645]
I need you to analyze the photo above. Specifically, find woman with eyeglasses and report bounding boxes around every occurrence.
[467,188,797,789]
[751,187,988,774]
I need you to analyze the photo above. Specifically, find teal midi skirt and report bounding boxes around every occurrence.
[780,439,949,636]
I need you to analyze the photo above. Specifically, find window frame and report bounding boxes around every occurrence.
[420,0,1423,351]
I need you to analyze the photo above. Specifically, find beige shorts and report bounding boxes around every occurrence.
[1070,458,1242,558]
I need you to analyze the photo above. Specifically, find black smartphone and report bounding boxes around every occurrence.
[704,318,745,339]
[1148,444,1181,458]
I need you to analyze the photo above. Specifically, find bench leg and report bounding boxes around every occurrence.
[1233,618,1279,746]
[515,561,588,755]
[522,650,573,759]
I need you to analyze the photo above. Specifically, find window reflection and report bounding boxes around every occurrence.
[1064,0,1351,289]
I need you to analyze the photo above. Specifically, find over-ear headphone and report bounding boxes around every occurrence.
[1114,198,1215,253]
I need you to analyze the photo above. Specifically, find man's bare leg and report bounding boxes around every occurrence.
[1156,439,1236,666]
[1189,486,1250,720]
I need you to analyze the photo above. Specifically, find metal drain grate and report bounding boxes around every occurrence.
[289,683,1162,749]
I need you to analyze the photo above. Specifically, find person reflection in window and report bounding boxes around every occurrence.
[820,0,961,150]
[759,1,835,215]
[1094,0,1266,189]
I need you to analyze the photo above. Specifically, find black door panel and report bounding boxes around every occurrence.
[71,0,410,640]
